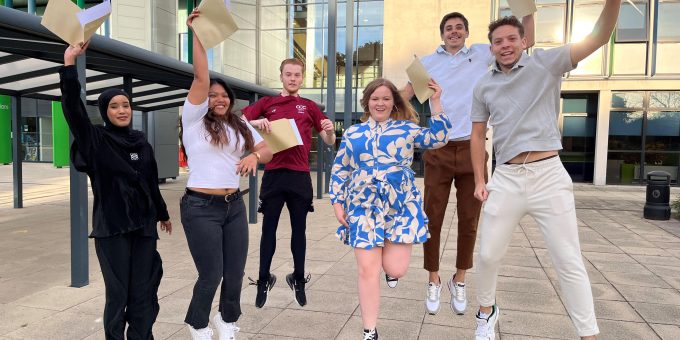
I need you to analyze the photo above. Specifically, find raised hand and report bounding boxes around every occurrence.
[64,41,90,66]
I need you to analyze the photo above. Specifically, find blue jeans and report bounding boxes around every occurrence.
[180,190,249,328]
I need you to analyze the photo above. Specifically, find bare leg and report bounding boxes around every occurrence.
[354,247,382,330]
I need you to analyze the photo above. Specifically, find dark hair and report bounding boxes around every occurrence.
[487,16,524,43]
[439,12,469,35]
[279,58,305,74]
[360,78,419,124]
[179,78,255,162]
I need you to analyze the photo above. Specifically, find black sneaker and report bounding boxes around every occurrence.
[286,273,311,306]
[362,328,378,340]
[249,274,276,308]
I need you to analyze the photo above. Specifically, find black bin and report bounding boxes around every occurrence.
[643,171,671,220]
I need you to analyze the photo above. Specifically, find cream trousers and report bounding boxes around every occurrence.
[476,156,599,337]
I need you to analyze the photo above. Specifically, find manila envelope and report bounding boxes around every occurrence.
[507,0,537,18]
[192,0,239,49]
[406,56,434,104]
[259,119,303,154]
[41,0,111,46]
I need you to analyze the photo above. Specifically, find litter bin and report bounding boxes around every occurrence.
[643,171,671,220]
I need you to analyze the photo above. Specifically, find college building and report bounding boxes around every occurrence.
[1,0,678,186]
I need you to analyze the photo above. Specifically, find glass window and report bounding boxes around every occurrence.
[612,92,644,109]
[608,111,643,150]
[536,6,566,43]
[356,26,383,87]
[616,1,647,42]
[260,5,288,30]
[657,1,680,42]
[612,43,647,75]
[570,1,605,76]
[291,3,325,29]
[358,1,384,26]
[646,111,680,148]
[650,91,680,109]
[656,43,680,74]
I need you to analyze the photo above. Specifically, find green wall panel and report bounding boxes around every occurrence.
[0,96,10,164]
[52,101,70,168]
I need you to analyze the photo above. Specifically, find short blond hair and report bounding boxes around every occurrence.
[279,58,305,74]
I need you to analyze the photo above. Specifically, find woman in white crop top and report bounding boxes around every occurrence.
[180,10,272,340]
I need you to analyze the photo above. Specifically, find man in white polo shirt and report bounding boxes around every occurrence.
[400,11,534,316]
[470,1,622,339]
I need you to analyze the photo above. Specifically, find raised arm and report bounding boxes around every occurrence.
[414,80,451,149]
[60,43,97,151]
[570,0,622,65]
[522,13,535,48]
[186,9,210,106]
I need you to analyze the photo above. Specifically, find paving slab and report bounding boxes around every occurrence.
[1,163,680,339]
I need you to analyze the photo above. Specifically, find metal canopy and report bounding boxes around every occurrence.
[0,6,280,111]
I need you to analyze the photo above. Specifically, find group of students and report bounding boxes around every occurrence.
[58,1,622,340]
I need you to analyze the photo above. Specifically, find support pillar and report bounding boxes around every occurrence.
[11,95,22,208]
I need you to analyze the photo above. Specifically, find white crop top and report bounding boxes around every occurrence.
[181,98,264,189]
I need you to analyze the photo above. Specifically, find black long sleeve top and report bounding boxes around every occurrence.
[59,65,169,238]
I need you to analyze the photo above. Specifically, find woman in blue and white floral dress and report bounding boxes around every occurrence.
[329,78,450,340]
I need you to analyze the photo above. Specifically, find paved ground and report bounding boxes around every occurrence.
[1,163,680,340]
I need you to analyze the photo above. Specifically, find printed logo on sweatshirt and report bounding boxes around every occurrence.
[130,153,139,161]
[296,104,306,114]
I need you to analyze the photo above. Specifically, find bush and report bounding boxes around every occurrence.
[674,195,680,218]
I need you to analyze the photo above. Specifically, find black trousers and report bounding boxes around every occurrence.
[94,229,162,340]
[258,169,313,281]
[180,192,249,328]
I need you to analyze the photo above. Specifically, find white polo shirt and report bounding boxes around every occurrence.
[420,44,494,140]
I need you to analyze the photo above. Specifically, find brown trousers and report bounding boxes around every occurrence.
[422,140,487,272]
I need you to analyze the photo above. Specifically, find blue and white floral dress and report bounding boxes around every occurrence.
[329,114,451,249]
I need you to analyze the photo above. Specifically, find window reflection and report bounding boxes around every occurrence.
[657,1,680,42]
[616,1,647,42]
[612,92,644,109]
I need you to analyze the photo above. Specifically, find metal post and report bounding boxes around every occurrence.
[28,0,35,14]
[334,0,353,193]
[4,0,11,8]
[325,0,338,195]
[187,0,195,64]
[70,54,89,288]
[11,96,22,208]
[248,93,259,224]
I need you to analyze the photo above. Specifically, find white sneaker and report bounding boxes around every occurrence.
[475,305,499,340]
[188,324,214,340]
[212,313,240,340]
[425,281,442,315]
[448,276,467,314]
[385,274,399,288]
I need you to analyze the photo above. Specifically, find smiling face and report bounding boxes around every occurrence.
[106,95,132,127]
[367,85,394,122]
[441,17,469,53]
[208,83,231,116]
[490,24,527,73]
[280,64,303,95]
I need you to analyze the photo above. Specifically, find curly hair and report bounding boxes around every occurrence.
[179,79,254,161]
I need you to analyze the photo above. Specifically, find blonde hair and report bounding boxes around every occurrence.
[360,78,419,124]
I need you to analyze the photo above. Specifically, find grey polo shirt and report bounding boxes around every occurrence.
[470,44,576,165]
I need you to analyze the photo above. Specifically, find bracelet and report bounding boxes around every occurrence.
[432,111,444,116]
[252,151,261,161]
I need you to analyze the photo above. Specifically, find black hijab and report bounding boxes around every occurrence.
[71,88,147,171]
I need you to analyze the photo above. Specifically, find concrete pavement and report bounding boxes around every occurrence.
[1,163,680,339]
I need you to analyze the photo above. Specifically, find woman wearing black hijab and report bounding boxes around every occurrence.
[59,42,172,340]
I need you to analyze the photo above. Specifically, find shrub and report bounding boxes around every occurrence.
[673,194,680,218]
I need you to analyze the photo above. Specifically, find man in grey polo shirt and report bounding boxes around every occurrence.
[470,1,622,339]
[400,11,534,316]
